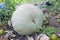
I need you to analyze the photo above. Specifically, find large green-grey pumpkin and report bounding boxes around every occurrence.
[11,3,44,35]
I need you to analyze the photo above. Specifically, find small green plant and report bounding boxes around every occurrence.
[43,26,56,37]
[57,18,60,24]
